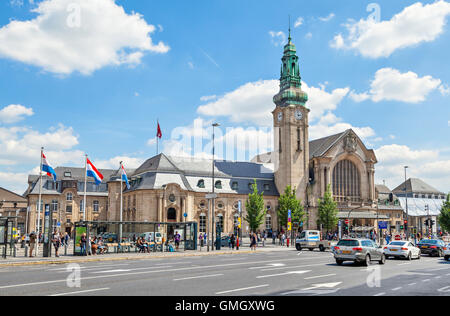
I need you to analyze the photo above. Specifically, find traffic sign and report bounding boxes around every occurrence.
[183,213,187,218]
[205,193,218,199]
[287,222,292,231]
[345,219,349,225]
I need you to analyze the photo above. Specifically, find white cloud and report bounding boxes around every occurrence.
[374,144,450,192]
[0,104,34,123]
[305,32,313,39]
[95,156,145,170]
[331,1,450,58]
[199,95,217,102]
[439,84,450,96]
[294,17,303,28]
[188,61,194,69]
[269,31,286,47]
[319,13,335,22]
[351,68,442,103]
[0,0,170,75]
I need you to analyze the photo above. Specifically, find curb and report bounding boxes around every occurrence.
[0,250,257,267]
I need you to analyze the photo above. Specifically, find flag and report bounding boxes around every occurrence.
[157,122,162,139]
[42,153,57,181]
[121,164,130,190]
[86,158,103,185]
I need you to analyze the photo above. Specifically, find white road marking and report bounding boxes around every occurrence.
[392,287,402,291]
[259,262,329,272]
[304,274,336,280]
[49,287,109,296]
[397,263,411,266]
[422,279,431,282]
[408,283,416,286]
[302,282,342,291]
[256,270,310,279]
[215,284,269,295]
[49,263,130,271]
[173,274,223,281]
[374,292,385,296]
[91,269,132,274]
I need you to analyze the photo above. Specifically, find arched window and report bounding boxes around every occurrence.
[199,213,206,233]
[265,214,272,230]
[167,208,176,220]
[332,159,361,202]
[216,214,224,232]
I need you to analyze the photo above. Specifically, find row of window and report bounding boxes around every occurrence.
[37,200,100,213]
[413,194,446,199]
[196,180,271,191]
[198,213,273,233]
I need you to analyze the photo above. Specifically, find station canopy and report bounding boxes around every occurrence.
[397,197,444,217]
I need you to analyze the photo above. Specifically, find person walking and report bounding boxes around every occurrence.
[29,232,36,257]
[250,233,257,251]
[230,234,235,250]
[174,231,181,251]
[51,230,61,257]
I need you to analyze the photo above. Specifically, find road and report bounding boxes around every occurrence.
[0,249,449,296]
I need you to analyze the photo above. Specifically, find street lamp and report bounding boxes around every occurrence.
[404,166,409,239]
[212,123,220,251]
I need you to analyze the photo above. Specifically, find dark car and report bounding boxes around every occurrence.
[214,236,231,248]
[417,239,446,257]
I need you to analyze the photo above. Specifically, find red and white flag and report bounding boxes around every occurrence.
[157,122,162,139]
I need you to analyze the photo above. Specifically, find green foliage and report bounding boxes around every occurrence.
[277,185,305,227]
[244,180,266,233]
[438,193,450,233]
[317,184,339,233]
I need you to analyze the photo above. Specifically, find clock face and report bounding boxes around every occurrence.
[295,110,303,120]
[277,112,283,122]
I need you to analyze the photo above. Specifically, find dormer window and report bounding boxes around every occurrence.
[215,180,222,190]
[64,171,71,177]
[197,179,205,188]
[264,184,270,191]
[231,181,238,190]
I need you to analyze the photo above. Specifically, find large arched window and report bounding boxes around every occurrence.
[332,159,361,202]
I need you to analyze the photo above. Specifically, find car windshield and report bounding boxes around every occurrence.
[389,242,406,246]
[419,239,438,244]
[337,240,359,247]
[308,232,319,236]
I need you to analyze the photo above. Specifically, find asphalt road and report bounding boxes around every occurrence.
[0,249,449,296]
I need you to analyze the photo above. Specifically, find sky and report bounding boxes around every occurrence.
[0,0,449,194]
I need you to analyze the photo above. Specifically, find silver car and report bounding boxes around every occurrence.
[333,239,386,266]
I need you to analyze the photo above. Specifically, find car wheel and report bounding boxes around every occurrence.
[336,259,343,266]
[319,245,325,252]
[417,253,421,260]
[438,250,443,258]
[363,255,371,267]
[296,244,302,251]
[407,252,412,261]
[445,256,449,261]
[309,248,314,251]
[379,254,386,265]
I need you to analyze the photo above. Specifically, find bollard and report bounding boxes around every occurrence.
[24,245,28,257]
[64,244,67,256]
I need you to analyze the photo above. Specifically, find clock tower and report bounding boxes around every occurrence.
[272,30,310,202]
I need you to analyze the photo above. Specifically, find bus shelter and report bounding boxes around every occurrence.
[0,217,17,259]
[73,221,197,256]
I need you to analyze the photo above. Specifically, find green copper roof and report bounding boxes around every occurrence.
[273,35,308,107]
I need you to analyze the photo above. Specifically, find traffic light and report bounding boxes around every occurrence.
[431,220,435,227]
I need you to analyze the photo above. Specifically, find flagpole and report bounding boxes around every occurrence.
[156,119,159,155]
[36,147,44,257]
[84,154,87,222]
[119,161,123,248]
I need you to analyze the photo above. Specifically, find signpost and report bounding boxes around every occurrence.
[287,209,292,247]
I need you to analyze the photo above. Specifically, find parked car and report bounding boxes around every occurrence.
[333,239,385,266]
[417,239,446,257]
[384,241,421,260]
[140,232,163,243]
[443,244,450,261]
[214,236,231,248]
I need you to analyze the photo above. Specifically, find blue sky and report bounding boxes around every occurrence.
[0,0,449,193]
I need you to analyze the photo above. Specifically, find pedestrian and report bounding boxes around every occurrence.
[51,229,61,257]
[230,234,235,249]
[80,233,87,256]
[174,231,181,251]
[64,232,70,247]
[272,231,276,244]
[250,233,257,251]
[263,231,267,247]
[29,232,36,257]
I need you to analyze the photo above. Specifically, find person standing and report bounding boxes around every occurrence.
[174,231,181,251]
[250,233,257,251]
[80,233,87,256]
[230,234,235,250]
[29,232,36,257]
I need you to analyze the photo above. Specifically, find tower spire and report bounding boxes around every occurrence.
[288,15,291,43]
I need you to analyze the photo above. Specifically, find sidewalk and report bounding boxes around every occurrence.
[0,243,297,267]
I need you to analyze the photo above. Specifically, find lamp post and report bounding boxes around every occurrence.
[211,123,220,251]
[404,166,409,239]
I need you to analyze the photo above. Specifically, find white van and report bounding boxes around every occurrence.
[295,230,330,252]
[141,232,163,243]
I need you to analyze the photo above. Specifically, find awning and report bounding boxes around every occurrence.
[337,211,389,220]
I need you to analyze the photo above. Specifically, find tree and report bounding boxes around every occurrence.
[438,193,450,233]
[277,185,305,229]
[244,180,266,233]
[317,184,339,235]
